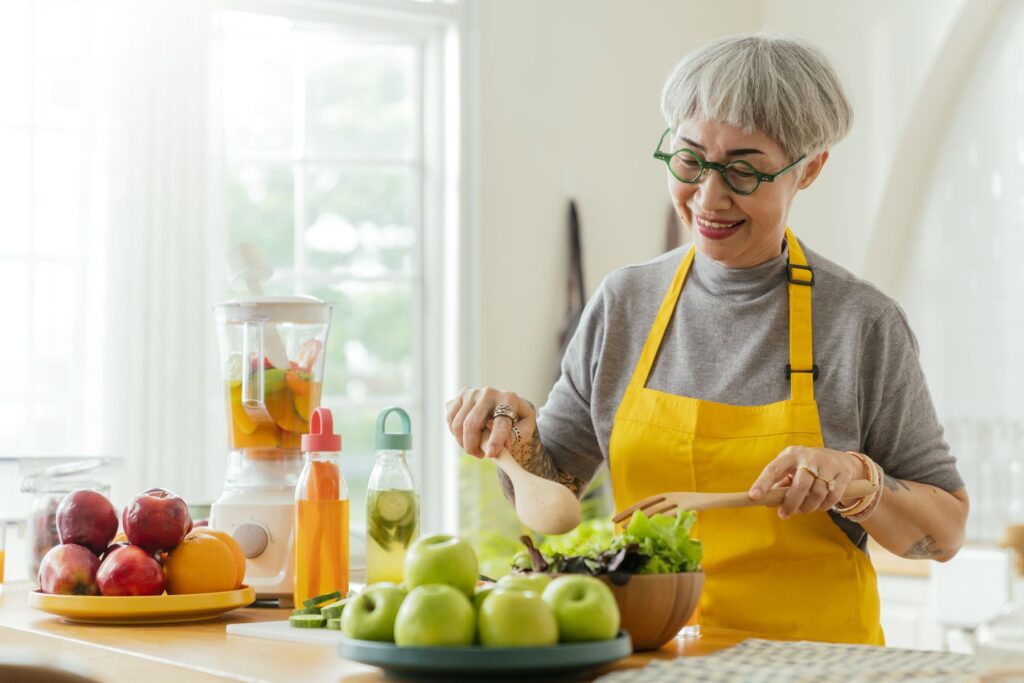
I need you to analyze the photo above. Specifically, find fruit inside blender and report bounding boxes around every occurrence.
[224,341,324,456]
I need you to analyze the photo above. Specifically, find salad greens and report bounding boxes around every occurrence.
[511,509,702,585]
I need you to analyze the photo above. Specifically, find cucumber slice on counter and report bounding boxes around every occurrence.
[320,598,349,620]
[289,614,326,628]
[375,490,411,522]
[303,591,342,609]
[326,618,341,630]
[291,606,321,616]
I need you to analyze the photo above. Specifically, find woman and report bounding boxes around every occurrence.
[446,34,968,645]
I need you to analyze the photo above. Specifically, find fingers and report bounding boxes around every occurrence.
[485,413,515,458]
[749,447,800,499]
[444,387,530,459]
[775,447,859,519]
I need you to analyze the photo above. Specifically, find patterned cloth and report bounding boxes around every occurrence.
[596,639,981,683]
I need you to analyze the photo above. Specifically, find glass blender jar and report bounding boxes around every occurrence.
[210,243,332,602]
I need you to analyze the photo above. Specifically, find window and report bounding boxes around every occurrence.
[0,0,466,560]
[212,1,465,557]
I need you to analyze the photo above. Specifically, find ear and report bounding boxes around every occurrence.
[797,150,829,190]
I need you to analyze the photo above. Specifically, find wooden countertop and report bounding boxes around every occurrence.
[0,582,749,683]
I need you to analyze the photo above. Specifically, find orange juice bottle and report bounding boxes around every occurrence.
[294,408,349,605]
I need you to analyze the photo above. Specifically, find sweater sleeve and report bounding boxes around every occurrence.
[859,301,964,492]
[535,280,608,485]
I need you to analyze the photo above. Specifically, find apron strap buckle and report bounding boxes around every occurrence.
[785,364,819,380]
[788,263,815,286]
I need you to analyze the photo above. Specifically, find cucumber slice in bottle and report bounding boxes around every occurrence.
[375,490,411,522]
[326,618,341,630]
[303,591,342,609]
[289,614,326,628]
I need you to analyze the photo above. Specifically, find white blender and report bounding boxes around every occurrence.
[210,243,332,603]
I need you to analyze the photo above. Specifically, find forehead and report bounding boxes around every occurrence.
[673,120,785,156]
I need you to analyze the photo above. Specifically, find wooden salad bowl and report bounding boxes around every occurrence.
[598,572,704,651]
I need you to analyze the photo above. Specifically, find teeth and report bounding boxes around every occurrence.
[698,217,740,229]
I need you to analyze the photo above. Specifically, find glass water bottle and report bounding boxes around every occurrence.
[294,407,349,605]
[366,407,418,584]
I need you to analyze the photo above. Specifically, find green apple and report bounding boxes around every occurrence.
[394,584,475,646]
[403,534,479,597]
[473,583,497,612]
[496,573,552,594]
[340,583,408,642]
[478,587,558,647]
[541,575,620,642]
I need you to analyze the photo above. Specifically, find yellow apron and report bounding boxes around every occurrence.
[609,228,883,645]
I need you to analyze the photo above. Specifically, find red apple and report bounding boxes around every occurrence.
[38,544,101,595]
[122,488,192,554]
[101,541,129,561]
[96,545,165,596]
[56,489,120,556]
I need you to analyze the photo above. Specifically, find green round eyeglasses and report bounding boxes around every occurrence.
[652,128,805,196]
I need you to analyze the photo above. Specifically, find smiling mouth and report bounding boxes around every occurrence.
[695,216,744,230]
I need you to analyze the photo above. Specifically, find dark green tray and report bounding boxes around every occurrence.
[338,631,633,680]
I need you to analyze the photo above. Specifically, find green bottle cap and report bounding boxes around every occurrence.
[375,406,412,451]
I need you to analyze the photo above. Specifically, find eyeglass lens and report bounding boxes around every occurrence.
[669,150,759,194]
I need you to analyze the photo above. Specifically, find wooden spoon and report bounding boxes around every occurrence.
[483,431,582,535]
[612,479,879,524]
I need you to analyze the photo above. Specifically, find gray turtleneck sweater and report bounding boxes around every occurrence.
[537,238,964,548]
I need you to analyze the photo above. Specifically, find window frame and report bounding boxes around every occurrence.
[211,0,470,537]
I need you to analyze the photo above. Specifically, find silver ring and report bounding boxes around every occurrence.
[492,404,517,422]
[510,425,521,446]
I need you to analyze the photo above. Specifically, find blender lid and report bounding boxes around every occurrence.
[216,295,332,324]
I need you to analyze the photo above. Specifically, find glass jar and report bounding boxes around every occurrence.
[20,459,110,579]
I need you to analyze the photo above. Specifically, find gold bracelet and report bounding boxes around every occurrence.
[847,464,885,523]
[833,451,880,517]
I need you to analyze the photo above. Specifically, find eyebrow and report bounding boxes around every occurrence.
[680,137,765,157]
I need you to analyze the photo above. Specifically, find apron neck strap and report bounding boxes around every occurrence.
[785,227,816,403]
[626,229,815,402]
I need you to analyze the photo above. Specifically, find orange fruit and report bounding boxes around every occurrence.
[189,527,246,588]
[163,533,238,594]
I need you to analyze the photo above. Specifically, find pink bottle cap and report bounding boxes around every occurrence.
[301,407,342,452]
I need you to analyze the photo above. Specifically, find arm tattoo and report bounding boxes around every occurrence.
[497,430,586,503]
[883,475,912,493]
[903,535,943,559]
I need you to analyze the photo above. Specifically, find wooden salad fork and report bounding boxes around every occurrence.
[612,479,879,524]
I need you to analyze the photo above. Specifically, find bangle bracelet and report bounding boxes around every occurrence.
[833,451,880,518]
[847,463,885,523]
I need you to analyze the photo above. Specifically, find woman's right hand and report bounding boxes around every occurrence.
[445,387,537,459]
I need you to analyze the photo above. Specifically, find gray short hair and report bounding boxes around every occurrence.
[660,33,853,159]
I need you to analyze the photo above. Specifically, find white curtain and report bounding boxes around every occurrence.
[97,0,224,504]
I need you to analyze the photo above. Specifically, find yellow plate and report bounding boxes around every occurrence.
[28,586,257,625]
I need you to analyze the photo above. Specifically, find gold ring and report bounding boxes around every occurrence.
[510,425,521,446]
[798,463,820,478]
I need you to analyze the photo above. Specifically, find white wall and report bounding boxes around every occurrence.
[471,0,977,405]
[472,0,760,404]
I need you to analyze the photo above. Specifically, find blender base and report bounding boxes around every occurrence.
[210,488,296,602]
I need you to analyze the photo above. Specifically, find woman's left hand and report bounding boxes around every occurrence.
[748,446,865,519]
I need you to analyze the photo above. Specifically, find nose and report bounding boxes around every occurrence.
[695,170,733,212]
